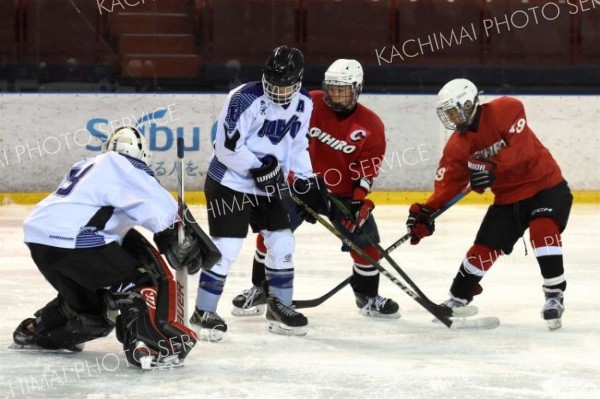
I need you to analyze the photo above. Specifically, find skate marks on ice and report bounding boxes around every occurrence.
[1,204,600,398]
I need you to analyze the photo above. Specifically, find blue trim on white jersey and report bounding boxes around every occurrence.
[207,157,228,183]
[239,81,264,97]
[225,82,263,135]
[75,228,106,248]
[121,154,155,177]
[299,87,311,99]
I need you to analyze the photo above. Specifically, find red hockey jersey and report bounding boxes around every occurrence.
[308,90,386,197]
[426,96,564,209]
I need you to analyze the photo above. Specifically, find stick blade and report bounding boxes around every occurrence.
[449,316,500,331]
[450,305,479,317]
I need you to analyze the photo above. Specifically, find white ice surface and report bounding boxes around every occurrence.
[1,204,599,399]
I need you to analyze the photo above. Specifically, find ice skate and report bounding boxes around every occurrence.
[542,292,564,331]
[231,285,267,316]
[190,308,228,342]
[355,293,401,319]
[10,318,84,352]
[440,297,479,317]
[266,296,307,336]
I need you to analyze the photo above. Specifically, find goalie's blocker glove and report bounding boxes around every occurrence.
[406,203,436,245]
[154,223,203,275]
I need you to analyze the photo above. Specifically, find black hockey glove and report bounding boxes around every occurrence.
[291,176,329,224]
[406,203,435,245]
[250,154,284,193]
[154,223,203,274]
[468,156,496,192]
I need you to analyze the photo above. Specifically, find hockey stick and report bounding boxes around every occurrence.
[329,195,448,306]
[327,194,498,329]
[292,189,470,310]
[175,136,189,326]
[292,276,352,309]
[384,186,472,254]
[286,191,456,325]
[307,194,497,329]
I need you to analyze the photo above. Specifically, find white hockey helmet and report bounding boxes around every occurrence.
[102,126,151,165]
[436,78,480,132]
[322,59,363,113]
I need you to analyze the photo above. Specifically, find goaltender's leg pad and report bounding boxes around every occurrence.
[119,230,198,366]
[110,289,194,367]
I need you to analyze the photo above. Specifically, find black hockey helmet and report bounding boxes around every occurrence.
[262,45,304,105]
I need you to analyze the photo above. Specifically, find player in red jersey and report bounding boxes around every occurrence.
[406,78,572,330]
[231,59,400,319]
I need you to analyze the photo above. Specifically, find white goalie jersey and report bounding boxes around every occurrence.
[23,151,178,249]
[207,82,314,194]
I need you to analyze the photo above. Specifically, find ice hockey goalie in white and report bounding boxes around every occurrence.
[13,126,214,369]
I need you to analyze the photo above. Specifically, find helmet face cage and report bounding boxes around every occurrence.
[437,101,473,132]
[262,45,304,105]
[321,59,363,113]
[322,81,362,113]
[102,126,152,165]
[436,79,479,132]
[262,75,302,105]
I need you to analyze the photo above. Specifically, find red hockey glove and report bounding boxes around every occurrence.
[406,203,435,245]
[468,156,496,193]
[341,199,374,233]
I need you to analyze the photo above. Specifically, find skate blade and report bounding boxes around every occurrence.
[140,355,184,371]
[359,309,402,319]
[267,321,307,336]
[8,342,83,353]
[546,318,562,331]
[190,326,227,342]
[231,304,266,317]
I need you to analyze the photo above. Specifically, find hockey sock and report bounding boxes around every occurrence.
[196,269,227,313]
[265,265,294,306]
[450,244,501,302]
[196,236,243,312]
[349,246,381,297]
[262,230,295,306]
[529,217,567,294]
[252,234,267,287]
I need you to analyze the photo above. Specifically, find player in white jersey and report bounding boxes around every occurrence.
[191,45,321,338]
[13,126,218,369]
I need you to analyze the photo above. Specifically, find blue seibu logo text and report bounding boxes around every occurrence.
[86,106,201,152]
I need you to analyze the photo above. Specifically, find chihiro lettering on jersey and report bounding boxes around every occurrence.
[308,127,357,154]
[472,139,507,159]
